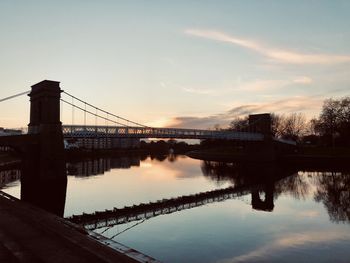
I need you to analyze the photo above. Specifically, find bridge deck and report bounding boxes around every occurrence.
[62,125,264,141]
[0,191,157,263]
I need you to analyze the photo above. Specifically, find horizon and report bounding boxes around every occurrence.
[1,1,350,129]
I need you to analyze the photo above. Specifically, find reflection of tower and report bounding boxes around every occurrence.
[21,145,67,217]
[20,147,67,217]
[21,174,67,217]
[251,183,274,212]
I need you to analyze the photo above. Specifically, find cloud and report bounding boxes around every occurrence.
[293,76,313,84]
[218,230,350,263]
[171,78,311,97]
[185,29,350,64]
[182,87,216,95]
[166,96,323,129]
[237,79,289,91]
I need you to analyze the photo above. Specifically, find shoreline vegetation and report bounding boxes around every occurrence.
[63,142,350,166]
[1,139,350,167]
[186,146,350,164]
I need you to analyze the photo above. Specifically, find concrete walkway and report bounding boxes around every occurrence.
[0,191,157,263]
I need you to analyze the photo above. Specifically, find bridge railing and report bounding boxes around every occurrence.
[62,125,264,141]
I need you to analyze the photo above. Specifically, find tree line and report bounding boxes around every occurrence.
[228,96,350,147]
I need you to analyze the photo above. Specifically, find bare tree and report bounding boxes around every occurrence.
[271,113,284,137]
[271,113,307,141]
[314,97,350,146]
[228,116,249,131]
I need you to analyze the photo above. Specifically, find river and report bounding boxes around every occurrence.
[1,154,350,262]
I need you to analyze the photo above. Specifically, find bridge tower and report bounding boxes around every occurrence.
[28,80,62,135]
[21,80,66,213]
[26,80,65,180]
[247,113,275,161]
[248,113,272,139]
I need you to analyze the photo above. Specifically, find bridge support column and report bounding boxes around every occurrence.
[20,80,66,214]
[26,80,65,180]
[247,113,276,161]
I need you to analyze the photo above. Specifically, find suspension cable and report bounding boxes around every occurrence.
[60,99,127,127]
[0,90,30,103]
[84,103,87,127]
[71,97,75,126]
[60,99,63,121]
[62,91,147,127]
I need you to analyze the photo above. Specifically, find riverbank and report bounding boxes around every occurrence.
[187,146,350,165]
[187,148,247,162]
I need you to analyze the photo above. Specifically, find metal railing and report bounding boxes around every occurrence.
[62,125,265,141]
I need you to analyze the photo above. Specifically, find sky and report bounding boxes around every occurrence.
[0,1,349,129]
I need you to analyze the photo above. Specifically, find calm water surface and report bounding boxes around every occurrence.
[2,155,350,263]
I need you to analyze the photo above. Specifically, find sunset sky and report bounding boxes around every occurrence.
[1,1,349,129]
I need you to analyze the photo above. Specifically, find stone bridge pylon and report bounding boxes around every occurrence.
[25,80,65,180]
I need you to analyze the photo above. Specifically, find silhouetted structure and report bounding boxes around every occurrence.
[18,81,67,216]
[27,80,65,180]
[251,184,274,211]
[249,113,272,138]
[21,168,67,217]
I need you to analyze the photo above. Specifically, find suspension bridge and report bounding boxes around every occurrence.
[0,80,274,142]
[0,79,296,159]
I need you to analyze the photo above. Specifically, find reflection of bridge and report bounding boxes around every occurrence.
[68,183,273,230]
[0,169,21,187]
[67,157,141,176]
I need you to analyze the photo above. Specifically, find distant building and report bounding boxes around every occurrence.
[0,127,22,136]
[0,128,23,151]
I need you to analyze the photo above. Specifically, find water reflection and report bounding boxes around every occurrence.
[20,154,67,217]
[66,156,141,176]
[201,161,299,212]
[201,160,350,223]
[0,168,21,187]
[1,154,350,262]
[1,155,350,225]
[313,171,350,223]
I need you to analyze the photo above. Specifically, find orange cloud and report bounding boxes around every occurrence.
[164,96,323,129]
